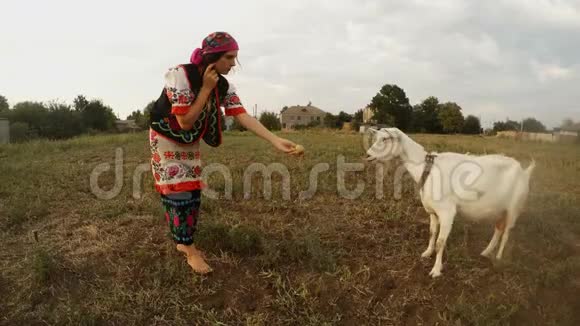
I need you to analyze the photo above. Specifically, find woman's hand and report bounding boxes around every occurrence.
[232,113,304,156]
[271,137,297,154]
[202,63,219,90]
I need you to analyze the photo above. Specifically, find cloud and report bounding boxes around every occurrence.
[499,0,580,29]
[531,61,575,82]
[0,0,578,128]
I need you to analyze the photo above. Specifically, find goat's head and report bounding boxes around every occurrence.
[365,128,402,162]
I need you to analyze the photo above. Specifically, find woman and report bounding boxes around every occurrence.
[149,32,297,274]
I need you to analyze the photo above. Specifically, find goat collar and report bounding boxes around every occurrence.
[419,153,437,189]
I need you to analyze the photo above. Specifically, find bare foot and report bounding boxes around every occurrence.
[176,244,213,274]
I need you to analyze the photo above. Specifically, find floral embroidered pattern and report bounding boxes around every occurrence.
[161,192,201,244]
[204,32,235,49]
[152,160,201,182]
[223,87,246,117]
[224,93,243,109]
[149,131,203,186]
[166,87,195,107]
[151,91,221,146]
[162,151,200,161]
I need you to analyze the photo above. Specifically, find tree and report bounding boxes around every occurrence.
[493,119,520,132]
[141,100,155,129]
[325,111,354,129]
[438,102,464,134]
[522,117,546,133]
[72,95,117,131]
[337,111,352,123]
[463,115,482,134]
[419,96,443,134]
[45,101,84,139]
[10,101,50,137]
[369,84,412,131]
[10,101,86,139]
[323,113,339,129]
[73,95,89,112]
[0,95,9,116]
[9,122,32,142]
[81,99,117,131]
[127,110,146,130]
[5,95,120,141]
[410,104,425,133]
[352,109,363,132]
[127,110,142,121]
[259,111,281,131]
[73,95,117,131]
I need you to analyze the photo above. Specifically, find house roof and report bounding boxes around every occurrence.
[115,119,136,124]
[281,105,326,116]
[562,123,580,131]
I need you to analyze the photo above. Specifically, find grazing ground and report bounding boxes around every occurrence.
[1,130,579,325]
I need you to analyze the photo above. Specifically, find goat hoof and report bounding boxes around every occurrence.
[429,269,442,278]
[421,250,433,258]
[480,251,492,259]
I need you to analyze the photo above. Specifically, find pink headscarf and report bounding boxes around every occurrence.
[190,32,239,65]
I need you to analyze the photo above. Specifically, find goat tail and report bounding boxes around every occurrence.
[525,158,536,177]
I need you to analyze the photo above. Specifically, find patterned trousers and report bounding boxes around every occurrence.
[160,190,201,245]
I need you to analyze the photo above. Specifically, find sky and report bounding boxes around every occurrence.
[1,0,579,129]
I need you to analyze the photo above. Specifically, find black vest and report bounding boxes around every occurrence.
[149,64,228,146]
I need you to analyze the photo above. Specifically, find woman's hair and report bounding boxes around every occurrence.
[201,51,227,67]
[200,51,241,70]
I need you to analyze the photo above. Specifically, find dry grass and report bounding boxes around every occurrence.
[0,130,579,325]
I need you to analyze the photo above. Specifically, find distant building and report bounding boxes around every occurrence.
[555,123,579,143]
[559,122,580,136]
[556,129,578,137]
[359,123,389,134]
[115,119,140,133]
[280,104,327,129]
[0,118,9,144]
[362,106,375,124]
[497,128,579,143]
[358,106,379,133]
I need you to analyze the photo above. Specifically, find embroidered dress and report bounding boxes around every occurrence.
[149,64,246,195]
[150,61,246,244]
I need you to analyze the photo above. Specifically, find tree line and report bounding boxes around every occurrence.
[0,84,557,142]
[0,95,117,142]
[254,84,550,135]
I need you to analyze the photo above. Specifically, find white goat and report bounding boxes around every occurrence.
[366,128,535,278]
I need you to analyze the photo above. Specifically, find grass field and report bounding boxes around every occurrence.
[0,130,579,325]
